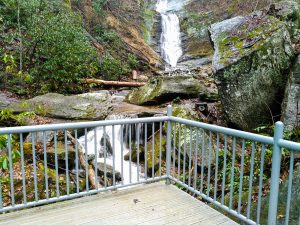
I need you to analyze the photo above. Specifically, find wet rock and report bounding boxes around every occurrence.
[126,76,206,105]
[25,131,55,144]
[210,14,295,130]
[9,91,112,120]
[46,141,76,169]
[99,133,113,157]
[96,162,122,182]
[282,55,300,131]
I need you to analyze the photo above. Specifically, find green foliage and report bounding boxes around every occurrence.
[0,108,35,125]
[0,0,100,94]
[0,134,20,171]
[100,54,129,81]
[127,53,139,70]
[92,0,108,15]
[25,2,99,93]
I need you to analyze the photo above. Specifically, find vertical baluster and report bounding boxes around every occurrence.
[285,150,294,225]
[257,144,265,224]
[200,129,205,193]
[221,134,227,205]
[144,123,148,180]
[31,133,38,201]
[7,134,14,206]
[84,128,89,192]
[238,139,246,214]
[137,124,140,182]
[94,129,98,189]
[172,122,176,178]
[247,142,256,219]
[193,128,199,191]
[177,125,181,181]
[207,131,212,197]
[182,125,187,183]
[19,133,26,205]
[112,125,116,187]
[121,125,124,185]
[0,164,2,209]
[64,130,69,195]
[129,125,132,183]
[214,133,220,201]
[103,126,107,188]
[152,122,155,179]
[75,130,79,194]
[159,122,162,177]
[54,131,59,197]
[43,131,49,199]
[229,137,236,209]
[188,126,193,187]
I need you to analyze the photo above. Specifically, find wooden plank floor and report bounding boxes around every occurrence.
[0,182,238,225]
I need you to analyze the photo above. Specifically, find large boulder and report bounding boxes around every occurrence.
[281,55,300,131]
[210,14,295,130]
[9,91,112,120]
[126,76,205,105]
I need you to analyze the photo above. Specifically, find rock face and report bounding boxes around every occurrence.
[10,91,112,120]
[210,14,295,130]
[0,92,18,110]
[266,1,300,44]
[282,55,300,131]
[126,76,205,105]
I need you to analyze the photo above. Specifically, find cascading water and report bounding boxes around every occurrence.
[78,115,144,185]
[156,0,183,69]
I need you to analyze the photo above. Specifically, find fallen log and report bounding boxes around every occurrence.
[66,132,98,189]
[81,78,146,87]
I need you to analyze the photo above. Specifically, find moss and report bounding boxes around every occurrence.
[142,8,157,44]
[217,16,284,67]
[126,77,163,105]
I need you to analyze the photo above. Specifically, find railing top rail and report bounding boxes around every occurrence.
[279,139,300,152]
[170,116,274,145]
[0,116,169,134]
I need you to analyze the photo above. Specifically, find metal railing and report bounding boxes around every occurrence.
[0,105,299,225]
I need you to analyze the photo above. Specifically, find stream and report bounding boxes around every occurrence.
[78,115,145,185]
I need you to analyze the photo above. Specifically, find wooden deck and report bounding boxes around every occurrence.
[0,182,238,225]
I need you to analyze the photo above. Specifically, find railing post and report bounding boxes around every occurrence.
[166,105,172,185]
[268,121,284,225]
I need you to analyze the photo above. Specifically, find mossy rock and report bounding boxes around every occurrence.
[281,55,300,131]
[124,133,167,176]
[9,92,112,120]
[126,76,205,105]
[210,14,295,130]
[267,1,300,44]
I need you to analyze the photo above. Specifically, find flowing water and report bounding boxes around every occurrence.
[156,0,183,69]
[78,115,144,185]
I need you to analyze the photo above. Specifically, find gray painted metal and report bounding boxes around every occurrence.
[0,105,299,225]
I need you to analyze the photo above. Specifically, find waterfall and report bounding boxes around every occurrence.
[156,0,183,69]
[78,115,144,185]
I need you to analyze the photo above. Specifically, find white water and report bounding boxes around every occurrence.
[78,115,143,185]
[156,0,183,69]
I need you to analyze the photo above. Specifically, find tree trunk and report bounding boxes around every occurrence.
[81,78,146,87]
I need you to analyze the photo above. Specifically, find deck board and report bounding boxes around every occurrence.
[0,182,238,225]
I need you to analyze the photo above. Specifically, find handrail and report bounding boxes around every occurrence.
[0,105,299,225]
[170,116,274,145]
[0,116,168,134]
